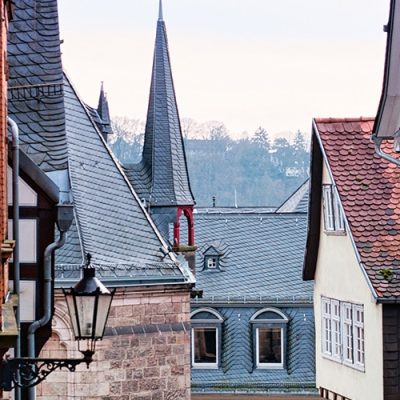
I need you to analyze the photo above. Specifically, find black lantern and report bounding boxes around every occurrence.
[1,254,115,391]
[63,254,115,354]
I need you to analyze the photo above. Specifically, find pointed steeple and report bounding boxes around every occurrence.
[96,82,112,142]
[142,6,195,207]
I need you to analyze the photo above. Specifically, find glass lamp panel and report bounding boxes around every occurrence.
[258,327,282,364]
[65,293,80,338]
[75,295,96,338]
[94,294,113,338]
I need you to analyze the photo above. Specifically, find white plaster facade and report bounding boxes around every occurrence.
[313,161,383,400]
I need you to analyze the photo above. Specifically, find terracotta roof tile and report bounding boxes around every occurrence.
[315,117,400,299]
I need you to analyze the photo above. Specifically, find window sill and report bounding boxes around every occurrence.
[192,365,219,370]
[322,354,365,373]
[256,364,284,369]
[324,230,346,236]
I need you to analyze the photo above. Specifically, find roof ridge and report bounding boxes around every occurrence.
[62,71,177,263]
[314,117,375,123]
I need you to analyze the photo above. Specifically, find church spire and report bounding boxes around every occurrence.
[142,5,194,208]
[96,82,112,142]
[137,2,195,247]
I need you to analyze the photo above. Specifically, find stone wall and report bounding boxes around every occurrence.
[37,285,191,400]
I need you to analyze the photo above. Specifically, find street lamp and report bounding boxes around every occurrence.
[1,254,115,391]
[63,253,115,355]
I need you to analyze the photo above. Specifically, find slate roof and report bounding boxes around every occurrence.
[306,117,400,299]
[193,212,313,303]
[7,1,192,287]
[125,13,194,207]
[192,305,315,393]
[192,211,315,392]
[276,180,309,213]
[54,74,192,285]
[7,0,67,172]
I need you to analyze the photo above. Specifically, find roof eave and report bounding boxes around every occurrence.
[9,148,60,204]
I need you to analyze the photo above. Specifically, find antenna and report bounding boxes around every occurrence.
[158,0,163,21]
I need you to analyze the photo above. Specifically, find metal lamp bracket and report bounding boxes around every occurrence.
[1,351,93,391]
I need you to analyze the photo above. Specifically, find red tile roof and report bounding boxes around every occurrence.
[315,117,400,299]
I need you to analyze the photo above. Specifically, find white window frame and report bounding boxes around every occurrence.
[321,297,364,372]
[322,185,345,233]
[331,299,341,361]
[255,326,284,369]
[353,305,365,370]
[321,297,332,356]
[342,302,353,365]
[207,257,218,269]
[190,308,223,370]
[191,326,219,369]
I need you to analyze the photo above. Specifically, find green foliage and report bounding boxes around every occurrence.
[109,118,310,207]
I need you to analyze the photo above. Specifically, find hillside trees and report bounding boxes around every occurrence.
[109,117,310,207]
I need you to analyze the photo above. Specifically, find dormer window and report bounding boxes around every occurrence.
[191,308,224,369]
[322,184,345,233]
[250,308,289,369]
[202,244,225,271]
[206,256,219,270]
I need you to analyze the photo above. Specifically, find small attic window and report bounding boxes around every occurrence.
[202,244,224,271]
[206,256,219,270]
[322,184,345,234]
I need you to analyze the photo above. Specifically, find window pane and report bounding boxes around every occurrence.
[323,186,335,231]
[194,327,217,364]
[258,328,282,364]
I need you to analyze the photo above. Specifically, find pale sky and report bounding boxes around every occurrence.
[58,0,390,138]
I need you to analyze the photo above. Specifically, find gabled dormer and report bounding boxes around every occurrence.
[203,245,224,271]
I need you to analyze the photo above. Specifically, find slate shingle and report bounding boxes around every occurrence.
[194,213,313,301]
[7,0,67,172]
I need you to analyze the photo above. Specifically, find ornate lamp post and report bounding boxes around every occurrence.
[1,254,114,391]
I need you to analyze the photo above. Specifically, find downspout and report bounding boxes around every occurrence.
[26,231,66,399]
[372,135,400,166]
[8,117,21,400]
[26,203,73,400]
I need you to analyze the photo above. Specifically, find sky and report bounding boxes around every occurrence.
[58,0,390,139]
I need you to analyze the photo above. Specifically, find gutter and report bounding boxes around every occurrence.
[376,297,400,304]
[372,135,400,166]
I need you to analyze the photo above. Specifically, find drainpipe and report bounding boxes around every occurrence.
[372,135,400,166]
[8,117,21,400]
[27,203,73,400]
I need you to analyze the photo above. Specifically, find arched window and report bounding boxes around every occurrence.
[191,308,223,369]
[250,308,289,369]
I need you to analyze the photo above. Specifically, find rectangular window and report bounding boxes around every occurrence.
[192,327,218,368]
[353,305,365,368]
[322,185,345,233]
[342,303,353,364]
[321,297,332,355]
[321,297,364,371]
[256,327,283,367]
[207,257,218,269]
[331,300,341,360]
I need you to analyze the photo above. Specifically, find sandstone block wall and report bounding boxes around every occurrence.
[37,286,192,400]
